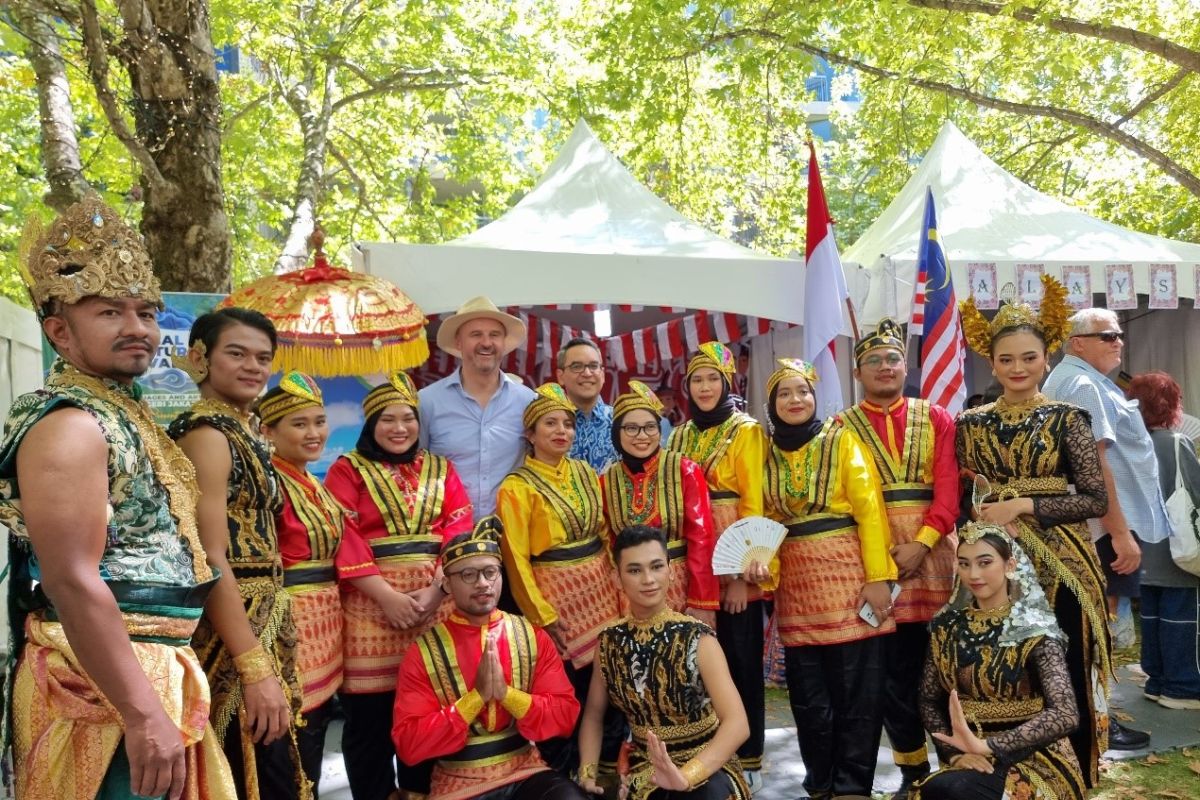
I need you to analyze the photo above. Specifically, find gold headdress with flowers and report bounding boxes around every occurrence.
[959,274,1071,357]
[258,372,324,426]
[613,380,664,421]
[766,358,818,397]
[522,382,577,429]
[687,341,736,380]
[18,194,161,315]
[363,371,419,418]
[442,515,504,569]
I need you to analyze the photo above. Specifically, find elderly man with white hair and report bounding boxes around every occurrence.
[1044,307,1171,751]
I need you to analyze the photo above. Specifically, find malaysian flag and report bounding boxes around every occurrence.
[911,188,966,413]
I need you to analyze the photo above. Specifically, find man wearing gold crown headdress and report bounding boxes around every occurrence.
[840,319,959,799]
[0,196,236,799]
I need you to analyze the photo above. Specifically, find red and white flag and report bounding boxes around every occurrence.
[802,140,849,418]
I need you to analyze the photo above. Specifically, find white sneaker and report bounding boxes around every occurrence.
[1110,613,1136,650]
[744,770,764,796]
[1158,695,1200,710]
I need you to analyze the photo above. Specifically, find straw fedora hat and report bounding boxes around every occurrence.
[436,296,526,358]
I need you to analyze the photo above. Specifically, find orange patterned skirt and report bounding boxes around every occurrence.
[284,563,344,712]
[776,520,896,646]
[885,500,956,624]
[531,538,621,669]
[429,741,549,800]
[342,557,451,693]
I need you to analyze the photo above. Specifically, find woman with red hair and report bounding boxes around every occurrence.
[1126,372,1200,710]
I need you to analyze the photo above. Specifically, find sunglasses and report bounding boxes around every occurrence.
[1071,331,1124,343]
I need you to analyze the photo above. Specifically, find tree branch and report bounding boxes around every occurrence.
[79,0,168,190]
[330,68,475,111]
[906,0,1200,74]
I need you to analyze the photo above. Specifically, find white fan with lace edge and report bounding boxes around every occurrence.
[711,516,788,576]
[1178,414,1200,448]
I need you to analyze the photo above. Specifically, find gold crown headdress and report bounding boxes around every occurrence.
[523,382,577,429]
[613,380,664,421]
[442,516,504,569]
[766,358,818,398]
[258,372,324,426]
[18,195,161,315]
[959,274,1071,357]
[363,372,419,418]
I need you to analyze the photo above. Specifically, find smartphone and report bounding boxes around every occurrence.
[858,582,902,628]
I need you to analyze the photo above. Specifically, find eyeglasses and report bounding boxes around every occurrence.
[1071,331,1124,343]
[620,423,660,438]
[445,565,502,584]
[860,353,905,369]
[565,362,604,374]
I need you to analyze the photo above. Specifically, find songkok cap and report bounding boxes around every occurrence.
[363,372,419,419]
[258,372,324,426]
[522,382,576,429]
[442,516,504,570]
[766,358,818,397]
[613,380,664,421]
[853,318,906,364]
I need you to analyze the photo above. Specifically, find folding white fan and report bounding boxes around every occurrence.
[711,516,787,576]
[1178,414,1200,449]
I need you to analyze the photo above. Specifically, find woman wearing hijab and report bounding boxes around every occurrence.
[601,380,719,621]
[324,373,473,800]
[664,342,767,786]
[762,359,895,800]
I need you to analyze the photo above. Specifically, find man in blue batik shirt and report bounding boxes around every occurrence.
[556,337,617,473]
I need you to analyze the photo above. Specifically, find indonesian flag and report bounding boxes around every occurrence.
[802,140,849,418]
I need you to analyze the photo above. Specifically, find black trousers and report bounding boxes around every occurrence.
[882,623,932,770]
[537,661,626,775]
[647,770,741,800]
[716,600,765,771]
[341,689,433,799]
[784,636,886,798]
[913,765,1007,799]
[297,700,336,798]
[223,714,304,800]
[474,768,592,800]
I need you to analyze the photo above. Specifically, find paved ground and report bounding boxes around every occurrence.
[320,663,1200,800]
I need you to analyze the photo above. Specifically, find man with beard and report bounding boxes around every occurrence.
[420,297,535,517]
[0,196,235,799]
[392,517,588,800]
[839,319,959,799]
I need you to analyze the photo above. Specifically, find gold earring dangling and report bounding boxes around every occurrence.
[172,340,209,383]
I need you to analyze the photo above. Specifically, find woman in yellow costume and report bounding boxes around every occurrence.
[956,277,1110,787]
[170,308,309,800]
[259,372,350,797]
[761,358,895,800]
[664,342,767,785]
[496,382,622,774]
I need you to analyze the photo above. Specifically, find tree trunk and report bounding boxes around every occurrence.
[275,64,338,273]
[14,1,91,211]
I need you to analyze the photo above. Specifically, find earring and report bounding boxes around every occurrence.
[1005,571,1017,580]
[172,341,209,383]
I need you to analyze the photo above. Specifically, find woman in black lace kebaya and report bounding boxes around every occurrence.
[914,525,1082,800]
[956,277,1110,787]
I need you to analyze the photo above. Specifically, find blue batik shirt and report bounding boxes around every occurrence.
[570,400,618,473]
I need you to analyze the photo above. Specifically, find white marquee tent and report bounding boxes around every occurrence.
[352,120,807,323]
[843,121,1200,324]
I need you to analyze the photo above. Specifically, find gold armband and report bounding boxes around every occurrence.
[454,690,485,724]
[233,644,275,685]
[578,763,599,782]
[500,686,533,719]
[680,758,708,789]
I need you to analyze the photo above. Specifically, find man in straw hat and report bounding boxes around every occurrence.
[393,517,588,800]
[420,296,535,517]
[841,318,959,798]
[0,195,236,799]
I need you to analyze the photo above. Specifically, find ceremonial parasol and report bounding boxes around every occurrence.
[220,229,428,376]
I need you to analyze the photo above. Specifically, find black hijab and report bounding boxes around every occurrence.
[768,383,823,452]
[354,407,420,465]
[611,410,660,474]
[687,377,737,431]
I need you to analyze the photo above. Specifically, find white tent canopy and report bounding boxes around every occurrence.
[352,120,805,323]
[843,121,1200,325]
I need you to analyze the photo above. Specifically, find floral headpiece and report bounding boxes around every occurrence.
[613,380,664,421]
[523,382,577,429]
[687,341,736,380]
[363,371,419,418]
[442,516,504,569]
[766,358,818,398]
[959,274,1071,357]
[853,318,905,364]
[18,195,162,316]
[258,372,324,426]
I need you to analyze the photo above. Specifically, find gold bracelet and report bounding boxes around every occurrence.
[578,762,599,782]
[680,758,708,789]
[233,644,275,685]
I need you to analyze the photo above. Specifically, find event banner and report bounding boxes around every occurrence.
[1148,264,1179,310]
[1060,265,1092,309]
[967,262,998,309]
[1105,264,1137,310]
[1016,263,1045,308]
